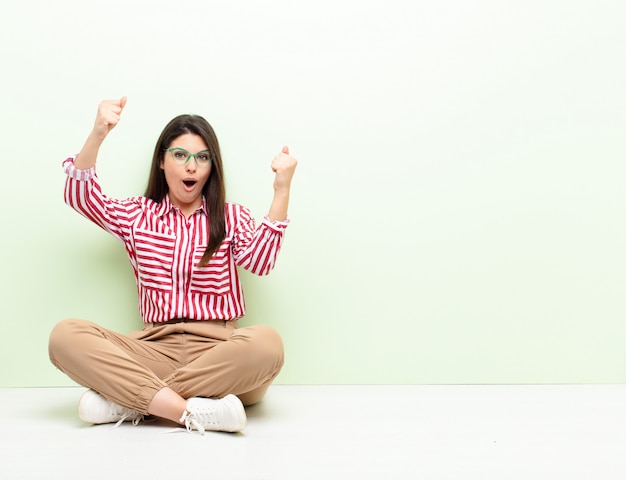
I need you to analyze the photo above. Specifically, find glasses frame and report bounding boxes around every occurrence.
[163,148,213,167]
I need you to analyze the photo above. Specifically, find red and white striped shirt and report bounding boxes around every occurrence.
[63,156,289,323]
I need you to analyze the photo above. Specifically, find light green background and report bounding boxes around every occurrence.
[1,0,625,387]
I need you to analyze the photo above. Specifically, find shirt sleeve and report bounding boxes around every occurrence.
[62,156,139,243]
[230,204,290,276]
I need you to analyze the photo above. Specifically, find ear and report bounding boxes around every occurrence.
[159,159,164,169]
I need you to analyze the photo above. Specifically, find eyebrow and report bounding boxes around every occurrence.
[169,147,211,153]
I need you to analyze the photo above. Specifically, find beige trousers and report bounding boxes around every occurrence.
[48,318,284,414]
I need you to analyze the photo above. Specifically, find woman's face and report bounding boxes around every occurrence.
[160,133,212,216]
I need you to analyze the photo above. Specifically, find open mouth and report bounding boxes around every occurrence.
[183,179,197,188]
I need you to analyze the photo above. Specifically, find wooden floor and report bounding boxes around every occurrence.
[2,384,626,479]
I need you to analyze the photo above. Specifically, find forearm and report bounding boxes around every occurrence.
[74,132,105,170]
[267,188,291,222]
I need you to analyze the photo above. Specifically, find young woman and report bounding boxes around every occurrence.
[49,97,297,434]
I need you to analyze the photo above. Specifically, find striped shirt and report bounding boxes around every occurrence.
[63,156,289,323]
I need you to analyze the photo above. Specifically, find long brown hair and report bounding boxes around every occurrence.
[144,114,226,266]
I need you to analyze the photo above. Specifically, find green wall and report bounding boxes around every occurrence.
[2,0,626,386]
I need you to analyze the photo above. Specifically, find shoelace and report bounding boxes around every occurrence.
[113,411,144,428]
[113,406,144,428]
[180,409,220,435]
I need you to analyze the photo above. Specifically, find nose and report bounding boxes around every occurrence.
[186,156,197,172]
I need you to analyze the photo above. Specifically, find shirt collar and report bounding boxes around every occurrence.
[157,195,208,218]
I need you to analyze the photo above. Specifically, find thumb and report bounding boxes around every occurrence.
[281,145,289,155]
[120,96,128,110]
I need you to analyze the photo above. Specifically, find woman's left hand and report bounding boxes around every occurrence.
[271,146,298,192]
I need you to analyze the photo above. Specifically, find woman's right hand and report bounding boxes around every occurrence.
[75,96,127,170]
[92,96,127,140]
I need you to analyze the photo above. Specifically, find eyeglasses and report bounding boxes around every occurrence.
[164,148,213,167]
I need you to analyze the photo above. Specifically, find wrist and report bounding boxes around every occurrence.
[88,129,107,144]
[272,185,291,195]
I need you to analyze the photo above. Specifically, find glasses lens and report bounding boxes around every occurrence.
[196,151,212,166]
[170,149,189,164]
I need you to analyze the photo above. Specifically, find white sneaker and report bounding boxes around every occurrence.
[78,389,143,427]
[180,394,247,434]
